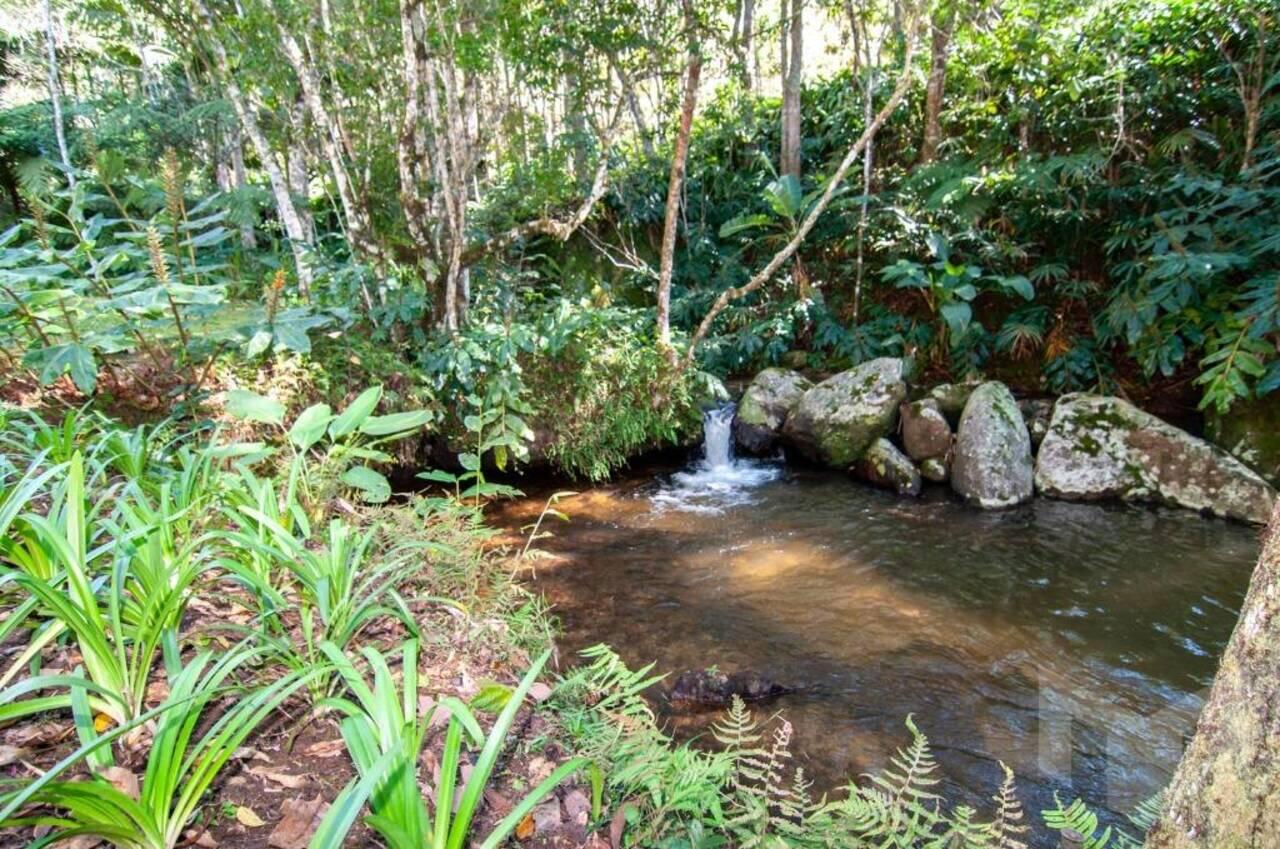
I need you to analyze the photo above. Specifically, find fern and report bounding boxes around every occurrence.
[990,763,1029,849]
[1042,795,1114,849]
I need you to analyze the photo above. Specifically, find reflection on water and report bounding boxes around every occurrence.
[501,459,1258,833]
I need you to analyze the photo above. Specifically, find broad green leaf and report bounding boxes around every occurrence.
[330,386,382,438]
[225,390,285,426]
[458,452,481,472]
[940,302,973,337]
[288,404,334,451]
[341,465,391,503]
[359,410,432,437]
[24,343,98,395]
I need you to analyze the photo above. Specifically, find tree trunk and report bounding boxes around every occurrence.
[919,0,955,164]
[1146,500,1280,848]
[655,2,702,356]
[194,0,313,297]
[44,0,75,188]
[228,130,258,250]
[780,0,803,179]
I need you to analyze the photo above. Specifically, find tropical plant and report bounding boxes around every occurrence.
[312,645,586,849]
[0,646,318,849]
[222,383,432,510]
[0,452,204,725]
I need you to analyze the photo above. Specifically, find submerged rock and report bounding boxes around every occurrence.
[734,368,812,454]
[1035,394,1276,524]
[900,398,952,462]
[783,358,908,468]
[1206,394,1280,486]
[668,669,794,709]
[857,438,922,496]
[1019,398,1054,450]
[951,382,1034,508]
[920,456,949,483]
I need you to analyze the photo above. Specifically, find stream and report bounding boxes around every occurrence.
[501,407,1260,833]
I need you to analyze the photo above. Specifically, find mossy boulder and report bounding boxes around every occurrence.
[1035,394,1276,524]
[733,368,812,454]
[900,398,953,461]
[783,358,909,468]
[951,382,1034,508]
[1206,394,1280,486]
[856,438,922,496]
[920,456,949,483]
[927,381,979,421]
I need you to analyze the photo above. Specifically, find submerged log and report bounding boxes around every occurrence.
[1147,500,1280,847]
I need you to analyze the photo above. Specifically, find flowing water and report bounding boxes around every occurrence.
[500,406,1260,834]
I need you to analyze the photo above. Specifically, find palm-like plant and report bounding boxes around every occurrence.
[313,644,586,849]
[0,453,203,724]
[0,647,318,849]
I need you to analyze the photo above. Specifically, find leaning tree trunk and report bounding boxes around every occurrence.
[44,0,76,188]
[655,0,701,357]
[1147,500,1280,848]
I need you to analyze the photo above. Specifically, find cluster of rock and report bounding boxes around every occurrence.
[732,360,1277,524]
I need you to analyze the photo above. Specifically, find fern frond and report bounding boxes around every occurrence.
[991,762,1029,849]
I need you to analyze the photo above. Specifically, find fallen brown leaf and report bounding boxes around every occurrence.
[248,766,308,790]
[235,806,266,827]
[515,813,535,841]
[268,796,329,849]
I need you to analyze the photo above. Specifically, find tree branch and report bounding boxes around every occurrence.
[679,12,921,373]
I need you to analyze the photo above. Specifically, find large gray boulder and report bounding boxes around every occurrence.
[783,358,909,468]
[856,438,922,496]
[733,368,812,454]
[951,382,1034,508]
[1036,394,1276,524]
[900,398,952,462]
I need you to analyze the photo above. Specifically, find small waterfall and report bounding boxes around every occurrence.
[650,402,781,513]
[702,404,736,469]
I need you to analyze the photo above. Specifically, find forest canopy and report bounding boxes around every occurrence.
[0,0,1276,476]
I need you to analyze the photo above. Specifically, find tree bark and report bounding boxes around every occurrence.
[1147,500,1280,848]
[655,1,702,356]
[780,0,803,179]
[44,0,75,188]
[919,0,955,164]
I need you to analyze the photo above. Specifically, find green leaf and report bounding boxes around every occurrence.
[24,343,98,395]
[288,404,334,451]
[340,466,391,503]
[718,214,771,238]
[940,302,972,337]
[998,275,1036,301]
[225,390,285,426]
[458,452,481,472]
[329,386,382,438]
[359,410,432,437]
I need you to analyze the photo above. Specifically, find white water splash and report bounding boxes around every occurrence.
[651,403,781,514]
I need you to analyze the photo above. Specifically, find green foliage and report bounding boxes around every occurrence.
[313,645,587,849]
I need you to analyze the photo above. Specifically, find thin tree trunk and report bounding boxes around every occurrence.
[194,0,313,297]
[655,2,702,357]
[286,101,314,242]
[228,130,258,250]
[919,0,955,164]
[781,0,803,178]
[1147,500,1280,848]
[681,14,920,371]
[44,0,75,188]
[276,21,384,266]
[742,0,755,91]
